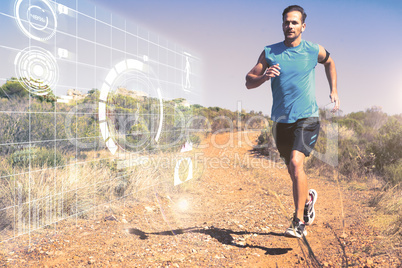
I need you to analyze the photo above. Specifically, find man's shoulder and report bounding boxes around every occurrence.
[265,41,284,49]
[264,41,286,55]
[301,40,319,50]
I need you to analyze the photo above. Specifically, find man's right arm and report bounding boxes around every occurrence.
[245,50,280,89]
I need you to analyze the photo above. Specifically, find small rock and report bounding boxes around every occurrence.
[145,206,155,212]
[340,233,348,239]
[104,215,118,221]
[367,259,374,265]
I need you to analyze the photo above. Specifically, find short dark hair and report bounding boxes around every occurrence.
[282,5,307,23]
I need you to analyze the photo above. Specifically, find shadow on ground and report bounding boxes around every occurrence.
[128,226,292,256]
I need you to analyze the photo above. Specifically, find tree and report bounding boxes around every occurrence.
[0,78,28,99]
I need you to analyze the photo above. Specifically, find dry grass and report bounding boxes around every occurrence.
[337,125,356,140]
[369,184,402,243]
[0,149,204,242]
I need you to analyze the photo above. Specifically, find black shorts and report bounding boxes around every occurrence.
[272,117,320,165]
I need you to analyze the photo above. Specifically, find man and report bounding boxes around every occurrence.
[245,5,339,238]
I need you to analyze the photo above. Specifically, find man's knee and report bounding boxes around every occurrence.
[289,157,303,169]
[288,152,305,176]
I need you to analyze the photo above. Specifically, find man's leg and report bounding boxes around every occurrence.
[288,150,309,221]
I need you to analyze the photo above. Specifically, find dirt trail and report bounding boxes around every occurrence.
[1,131,401,267]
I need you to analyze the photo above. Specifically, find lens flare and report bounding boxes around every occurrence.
[177,198,189,212]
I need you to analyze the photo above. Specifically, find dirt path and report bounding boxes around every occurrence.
[1,132,401,267]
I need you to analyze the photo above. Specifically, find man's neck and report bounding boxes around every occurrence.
[284,37,302,47]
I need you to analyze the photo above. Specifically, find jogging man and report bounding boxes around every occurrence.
[245,5,339,238]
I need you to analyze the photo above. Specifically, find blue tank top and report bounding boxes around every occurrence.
[265,40,319,123]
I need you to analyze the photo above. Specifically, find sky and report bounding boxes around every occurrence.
[89,0,402,116]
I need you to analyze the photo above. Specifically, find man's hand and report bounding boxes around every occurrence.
[264,64,281,80]
[246,51,281,89]
[330,91,340,112]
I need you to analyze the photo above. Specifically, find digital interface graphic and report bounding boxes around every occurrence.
[0,0,202,243]
[14,46,59,95]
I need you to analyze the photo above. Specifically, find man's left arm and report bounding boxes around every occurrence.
[318,45,340,112]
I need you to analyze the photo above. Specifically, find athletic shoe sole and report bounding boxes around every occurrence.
[304,189,317,225]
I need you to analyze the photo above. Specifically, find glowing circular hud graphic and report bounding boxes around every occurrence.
[14,46,58,96]
[15,0,57,41]
[99,59,164,155]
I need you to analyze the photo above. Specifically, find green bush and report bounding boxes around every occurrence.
[253,125,279,159]
[369,117,402,172]
[336,117,364,135]
[8,147,65,168]
[189,134,201,146]
[337,140,375,179]
[383,162,402,186]
[0,78,28,99]
[8,148,38,167]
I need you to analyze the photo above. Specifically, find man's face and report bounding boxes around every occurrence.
[282,11,305,41]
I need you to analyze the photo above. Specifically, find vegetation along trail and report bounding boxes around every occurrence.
[0,131,401,267]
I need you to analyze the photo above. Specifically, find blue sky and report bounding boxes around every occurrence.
[1,0,400,115]
[90,0,402,116]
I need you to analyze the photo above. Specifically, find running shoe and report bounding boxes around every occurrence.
[304,189,317,225]
[284,217,307,238]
